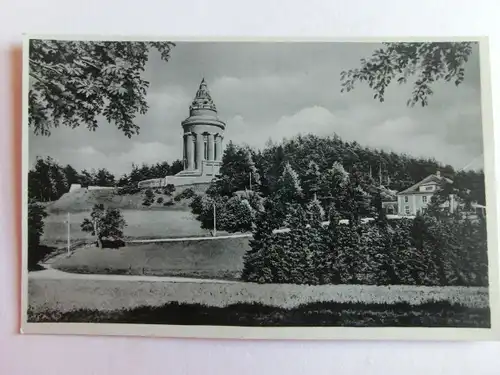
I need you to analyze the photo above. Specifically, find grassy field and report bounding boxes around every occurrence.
[28,277,488,314]
[50,237,251,279]
[46,185,206,214]
[41,209,215,246]
[27,300,490,327]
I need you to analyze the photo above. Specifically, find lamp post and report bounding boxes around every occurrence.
[211,176,221,237]
[65,212,70,255]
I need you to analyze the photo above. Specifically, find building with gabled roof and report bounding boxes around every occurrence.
[396,171,454,216]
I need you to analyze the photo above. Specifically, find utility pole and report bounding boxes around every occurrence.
[379,161,382,186]
[66,212,70,255]
[249,172,252,191]
[213,201,217,237]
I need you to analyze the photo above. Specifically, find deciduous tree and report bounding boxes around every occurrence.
[81,204,127,248]
[29,39,175,137]
[341,42,474,107]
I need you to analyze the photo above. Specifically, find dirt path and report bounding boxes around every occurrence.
[30,265,241,284]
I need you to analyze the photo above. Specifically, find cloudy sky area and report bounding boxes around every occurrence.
[29,42,484,176]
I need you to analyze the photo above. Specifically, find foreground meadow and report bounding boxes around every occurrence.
[28,300,490,328]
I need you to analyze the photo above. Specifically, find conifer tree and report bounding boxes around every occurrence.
[307,195,325,222]
[242,200,280,283]
[283,204,315,284]
[218,142,261,195]
[303,161,321,200]
[270,162,305,226]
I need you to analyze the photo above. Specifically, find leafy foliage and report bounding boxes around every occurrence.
[29,157,118,201]
[340,42,475,107]
[190,191,263,233]
[142,188,155,206]
[28,157,69,201]
[163,184,176,196]
[174,187,196,202]
[27,200,49,268]
[29,40,175,137]
[212,142,261,196]
[81,204,127,248]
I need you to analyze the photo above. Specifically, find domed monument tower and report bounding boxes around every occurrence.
[175,78,225,182]
[138,78,226,188]
[182,78,225,171]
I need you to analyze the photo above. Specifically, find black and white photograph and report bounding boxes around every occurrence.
[21,36,499,340]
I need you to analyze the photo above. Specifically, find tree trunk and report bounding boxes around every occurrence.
[93,220,102,248]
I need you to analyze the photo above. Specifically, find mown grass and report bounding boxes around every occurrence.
[28,300,490,327]
[50,237,250,280]
[41,209,210,246]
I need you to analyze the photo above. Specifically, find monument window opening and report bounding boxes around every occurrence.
[204,137,208,160]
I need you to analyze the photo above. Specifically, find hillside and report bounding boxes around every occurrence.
[46,184,209,214]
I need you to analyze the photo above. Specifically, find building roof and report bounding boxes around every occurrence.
[189,78,217,112]
[397,172,453,195]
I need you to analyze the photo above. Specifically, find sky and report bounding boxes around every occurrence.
[29,42,485,177]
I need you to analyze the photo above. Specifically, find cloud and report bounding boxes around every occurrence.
[29,42,484,176]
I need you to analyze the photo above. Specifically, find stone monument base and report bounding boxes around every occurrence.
[137,160,221,189]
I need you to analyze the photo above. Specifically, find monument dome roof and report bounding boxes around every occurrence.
[189,78,217,112]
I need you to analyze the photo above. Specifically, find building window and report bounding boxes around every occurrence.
[203,136,208,160]
[425,186,433,191]
[405,205,410,215]
[422,195,428,203]
[404,196,409,203]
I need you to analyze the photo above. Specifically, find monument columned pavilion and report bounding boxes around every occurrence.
[138,78,226,188]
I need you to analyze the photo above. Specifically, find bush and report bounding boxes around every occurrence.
[163,184,176,196]
[163,200,174,207]
[27,201,49,269]
[156,197,164,204]
[117,184,140,195]
[190,194,203,214]
[142,188,155,206]
[178,187,196,200]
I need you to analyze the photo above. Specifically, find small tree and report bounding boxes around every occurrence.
[81,204,126,248]
[163,184,176,196]
[306,195,325,222]
[302,161,321,200]
[218,142,261,195]
[242,199,281,283]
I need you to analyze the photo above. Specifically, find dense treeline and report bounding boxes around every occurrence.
[116,160,183,187]
[242,204,488,287]
[190,134,486,235]
[28,156,184,202]
[237,160,488,287]
[252,134,485,204]
[189,133,488,287]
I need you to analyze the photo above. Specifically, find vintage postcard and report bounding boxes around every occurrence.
[21,35,499,340]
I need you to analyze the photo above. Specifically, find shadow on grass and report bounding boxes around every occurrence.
[28,245,57,272]
[28,300,491,328]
